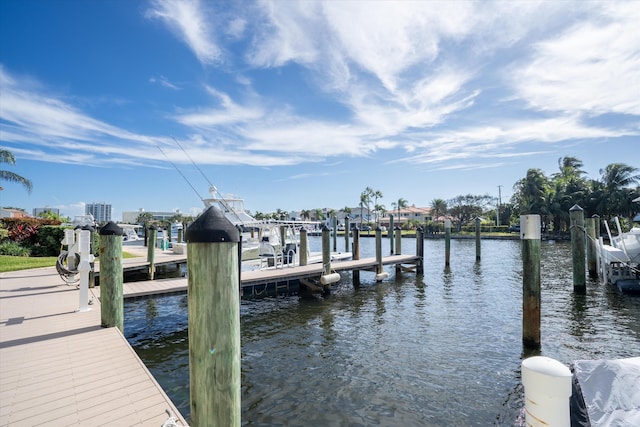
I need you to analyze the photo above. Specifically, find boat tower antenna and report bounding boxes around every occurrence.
[156,144,204,203]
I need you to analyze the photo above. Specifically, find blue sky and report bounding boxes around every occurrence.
[1,0,638,221]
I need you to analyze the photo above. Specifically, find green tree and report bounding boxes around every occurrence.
[391,198,408,225]
[599,163,640,219]
[549,156,590,233]
[372,190,383,224]
[1,148,33,193]
[430,198,447,222]
[448,194,493,230]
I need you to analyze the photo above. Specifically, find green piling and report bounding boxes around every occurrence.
[521,214,541,349]
[570,205,586,293]
[186,206,241,427]
[99,222,124,332]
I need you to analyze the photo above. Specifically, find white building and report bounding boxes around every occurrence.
[85,202,112,223]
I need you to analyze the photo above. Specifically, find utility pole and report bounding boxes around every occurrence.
[497,185,502,227]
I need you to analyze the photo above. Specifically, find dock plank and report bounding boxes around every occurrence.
[0,267,188,426]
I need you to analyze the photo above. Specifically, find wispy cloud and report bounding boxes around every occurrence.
[509,1,640,117]
[149,74,180,90]
[146,0,221,64]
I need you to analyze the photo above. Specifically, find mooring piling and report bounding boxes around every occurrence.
[416,227,424,275]
[186,206,241,427]
[521,214,541,349]
[389,214,395,254]
[344,218,350,252]
[352,226,360,287]
[444,219,452,267]
[332,216,338,252]
[586,215,599,278]
[147,225,157,280]
[475,217,481,262]
[299,227,308,266]
[570,205,586,294]
[99,221,124,331]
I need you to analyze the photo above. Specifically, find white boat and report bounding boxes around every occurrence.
[597,215,640,293]
[200,185,349,269]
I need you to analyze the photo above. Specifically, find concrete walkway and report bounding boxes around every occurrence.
[0,265,188,426]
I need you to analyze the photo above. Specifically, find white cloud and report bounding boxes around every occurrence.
[510,1,640,116]
[147,0,221,64]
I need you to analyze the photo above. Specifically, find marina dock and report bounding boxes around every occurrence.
[0,266,188,426]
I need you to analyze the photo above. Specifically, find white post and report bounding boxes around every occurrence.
[69,229,80,271]
[521,356,572,427]
[77,230,94,312]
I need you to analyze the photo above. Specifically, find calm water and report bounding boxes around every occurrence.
[125,237,640,426]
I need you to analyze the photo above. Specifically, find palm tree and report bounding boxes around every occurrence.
[599,163,640,219]
[391,198,408,227]
[300,210,311,221]
[361,187,374,224]
[373,190,383,224]
[430,199,447,222]
[314,208,324,222]
[0,148,32,193]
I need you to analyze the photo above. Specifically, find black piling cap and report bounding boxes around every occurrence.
[99,221,124,236]
[186,206,240,243]
[570,204,584,212]
[82,224,95,232]
[149,224,157,231]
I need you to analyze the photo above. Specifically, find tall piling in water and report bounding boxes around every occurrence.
[344,218,350,252]
[416,227,424,275]
[475,217,481,262]
[586,216,598,278]
[444,219,452,268]
[521,214,541,349]
[147,225,157,280]
[332,216,337,252]
[299,227,308,266]
[352,227,360,288]
[570,205,586,294]
[389,214,395,254]
[99,222,124,331]
[186,206,241,427]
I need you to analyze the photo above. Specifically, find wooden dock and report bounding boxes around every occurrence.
[0,266,188,426]
[120,253,420,298]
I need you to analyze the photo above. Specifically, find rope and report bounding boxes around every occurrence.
[161,409,180,427]
[56,251,80,284]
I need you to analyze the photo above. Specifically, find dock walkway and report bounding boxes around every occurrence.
[0,266,188,426]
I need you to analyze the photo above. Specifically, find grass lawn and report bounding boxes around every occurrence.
[0,251,139,273]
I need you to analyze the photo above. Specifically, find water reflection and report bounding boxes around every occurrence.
[125,237,640,426]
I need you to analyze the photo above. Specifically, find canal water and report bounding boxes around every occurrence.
[124,237,640,426]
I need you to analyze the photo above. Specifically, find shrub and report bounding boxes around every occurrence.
[0,242,31,256]
[30,226,65,257]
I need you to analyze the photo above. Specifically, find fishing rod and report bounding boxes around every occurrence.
[169,137,248,225]
[156,144,205,204]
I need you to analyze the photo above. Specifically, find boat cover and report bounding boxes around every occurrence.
[570,357,640,427]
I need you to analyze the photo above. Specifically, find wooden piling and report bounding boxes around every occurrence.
[395,226,402,275]
[99,222,124,331]
[332,216,337,252]
[570,205,586,293]
[586,216,598,278]
[416,227,424,275]
[322,225,331,294]
[444,219,452,267]
[475,217,481,261]
[352,227,360,287]
[344,218,350,252]
[389,214,394,254]
[376,227,383,275]
[177,227,183,243]
[299,227,308,266]
[185,206,241,427]
[521,214,541,349]
[147,225,157,280]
